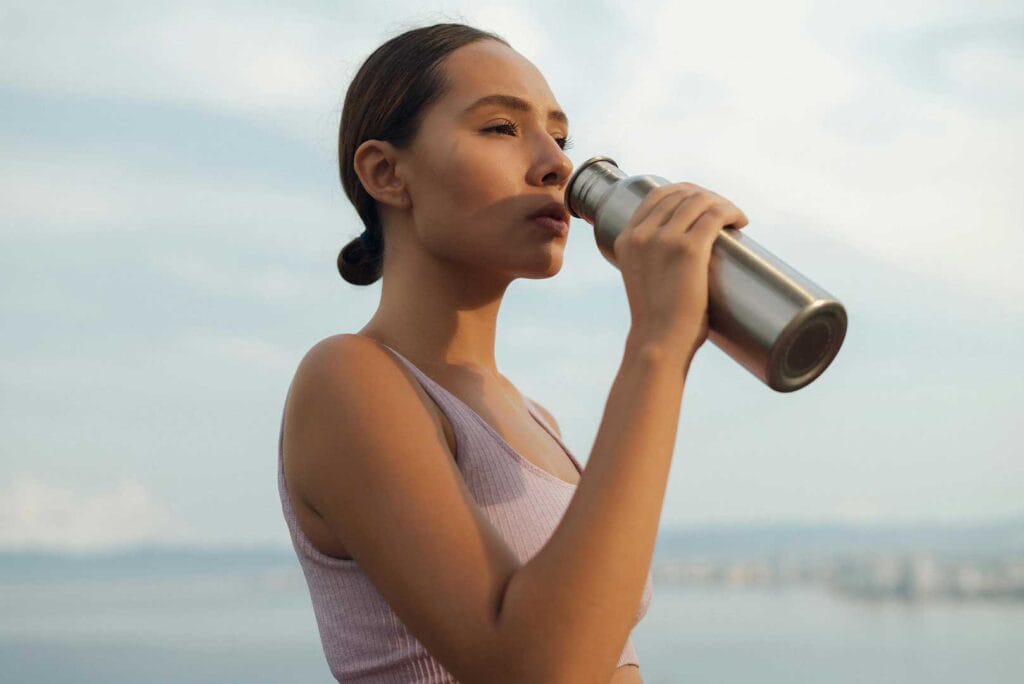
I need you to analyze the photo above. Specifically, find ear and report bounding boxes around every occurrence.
[353,139,410,210]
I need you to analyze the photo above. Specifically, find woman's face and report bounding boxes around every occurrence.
[393,39,575,281]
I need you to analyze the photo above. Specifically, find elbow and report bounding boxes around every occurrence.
[468,631,582,683]
[487,572,616,682]
[508,647,615,684]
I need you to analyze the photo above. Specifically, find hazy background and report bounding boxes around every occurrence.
[3,1,1023,682]
[1,0,1021,548]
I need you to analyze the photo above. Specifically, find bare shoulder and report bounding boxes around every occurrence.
[281,332,530,679]
[289,333,410,414]
[284,334,394,439]
[282,333,426,508]
[294,333,385,381]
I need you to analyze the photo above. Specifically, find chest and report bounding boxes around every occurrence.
[295,378,579,561]
[436,396,581,486]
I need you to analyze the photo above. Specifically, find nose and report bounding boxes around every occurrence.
[528,137,574,188]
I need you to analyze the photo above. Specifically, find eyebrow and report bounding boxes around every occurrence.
[463,93,569,127]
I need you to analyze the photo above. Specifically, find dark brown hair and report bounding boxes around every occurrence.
[336,22,511,285]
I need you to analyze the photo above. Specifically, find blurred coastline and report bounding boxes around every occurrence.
[3,514,1022,600]
[650,515,1024,602]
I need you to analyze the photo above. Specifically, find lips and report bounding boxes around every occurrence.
[529,200,571,224]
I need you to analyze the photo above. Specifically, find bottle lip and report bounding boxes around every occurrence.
[565,155,619,218]
[767,299,848,392]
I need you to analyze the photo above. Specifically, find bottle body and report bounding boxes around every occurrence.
[565,156,847,392]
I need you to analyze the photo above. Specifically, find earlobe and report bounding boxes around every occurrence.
[353,139,409,209]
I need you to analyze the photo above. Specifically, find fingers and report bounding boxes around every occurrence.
[627,183,701,230]
[628,183,749,246]
[688,203,746,253]
[663,191,745,235]
[640,192,691,235]
[731,207,750,229]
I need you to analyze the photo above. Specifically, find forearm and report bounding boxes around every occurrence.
[497,329,690,681]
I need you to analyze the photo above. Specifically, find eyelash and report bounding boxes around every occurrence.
[485,120,574,151]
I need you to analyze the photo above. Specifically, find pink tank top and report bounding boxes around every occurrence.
[277,341,653,682]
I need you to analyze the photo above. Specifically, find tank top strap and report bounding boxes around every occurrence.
[374,341,583,480]
[378,343,460,411]
[377,342,493,465]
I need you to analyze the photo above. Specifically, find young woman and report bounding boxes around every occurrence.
[277,22,749,683]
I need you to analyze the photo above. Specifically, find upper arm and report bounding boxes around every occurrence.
[282,334,529,681]
[611,664,643,683]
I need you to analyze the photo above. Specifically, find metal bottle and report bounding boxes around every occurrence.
[565,156,847,392]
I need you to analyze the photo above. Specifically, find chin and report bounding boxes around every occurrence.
[518,256,565,280]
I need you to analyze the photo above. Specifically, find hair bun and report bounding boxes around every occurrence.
[338,236,383,285]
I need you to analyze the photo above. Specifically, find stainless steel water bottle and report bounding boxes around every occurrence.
[565,155,847,392]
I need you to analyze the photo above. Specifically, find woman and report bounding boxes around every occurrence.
[277,22,749,683]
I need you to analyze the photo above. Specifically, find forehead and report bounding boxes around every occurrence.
[440,40,564,121]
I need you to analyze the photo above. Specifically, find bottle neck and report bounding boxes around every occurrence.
[566,157,626,222]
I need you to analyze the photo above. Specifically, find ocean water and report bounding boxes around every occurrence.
[632,584,1022,684]
[0,550,1021,683]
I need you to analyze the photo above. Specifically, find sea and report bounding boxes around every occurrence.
[0,544,1020,683]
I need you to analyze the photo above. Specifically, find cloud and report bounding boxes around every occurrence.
[0,143,339,241]
[0,0,357,141]
[548,1,1024,299]
[0,476,193,551]
[4,0,1020,298]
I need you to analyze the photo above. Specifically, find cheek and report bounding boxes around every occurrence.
[419,137,519,225]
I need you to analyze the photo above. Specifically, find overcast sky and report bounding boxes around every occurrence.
[1,0,1021,550]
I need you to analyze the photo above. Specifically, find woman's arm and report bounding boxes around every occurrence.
[612,664,643,683]
[290,333,677,681]
[497,329,690,681]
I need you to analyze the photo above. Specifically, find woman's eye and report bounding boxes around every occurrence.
[485,122,574,151]
[486,121,519,136]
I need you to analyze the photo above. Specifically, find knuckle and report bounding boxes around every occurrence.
[701,193,724,209]
[706,204,726,219]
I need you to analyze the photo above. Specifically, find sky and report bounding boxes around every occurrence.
[1,0,1021,551]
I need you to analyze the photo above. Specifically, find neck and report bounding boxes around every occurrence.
[358,233,511,378]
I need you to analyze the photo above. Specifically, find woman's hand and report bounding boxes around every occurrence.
[613,182,749,362]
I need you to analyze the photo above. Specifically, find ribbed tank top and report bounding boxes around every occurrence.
[277,341,653,682]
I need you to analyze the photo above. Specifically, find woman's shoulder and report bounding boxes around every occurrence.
[301,332,381,363]
[282,330,456,511]
[289,333,399,387]
[286,331,454,455]
[288,333,412,415]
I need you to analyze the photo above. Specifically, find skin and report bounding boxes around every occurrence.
[292,39,644,681]
[353,38,572,378]
[358,39,596,513]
